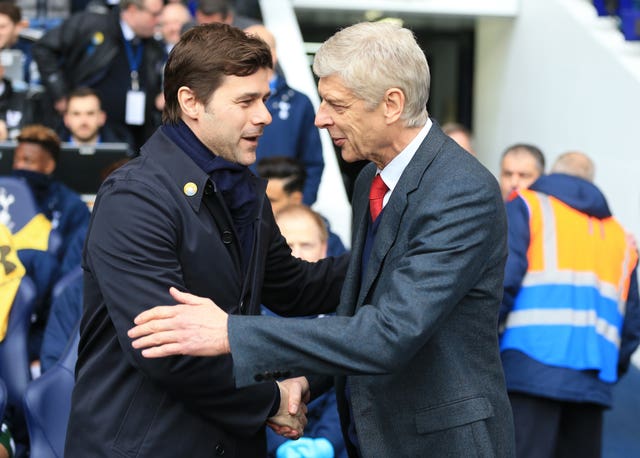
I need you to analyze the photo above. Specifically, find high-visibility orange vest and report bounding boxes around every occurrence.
[500,190,638,382]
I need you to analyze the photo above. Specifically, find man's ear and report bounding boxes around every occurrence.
[290,190,303,205]
[383,87,405,125]
[43,156,56,175]
[98,110,107,127]
[177,86,200,120]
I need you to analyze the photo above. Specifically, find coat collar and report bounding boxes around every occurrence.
[139,128,211,214]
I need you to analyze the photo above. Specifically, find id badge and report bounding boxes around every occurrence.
[126,90,146,125]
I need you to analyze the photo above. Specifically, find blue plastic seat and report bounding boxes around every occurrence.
[23,326,79,458]
[0,378,7,422]
[50,265,82,303]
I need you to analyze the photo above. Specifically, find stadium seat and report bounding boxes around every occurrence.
[0,378,6,422]
[23,326,79,458]
[0,276,37,449]
[0,176,62,256]
[50,265,82,303]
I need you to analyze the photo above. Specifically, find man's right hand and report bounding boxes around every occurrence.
[268,377,310,439]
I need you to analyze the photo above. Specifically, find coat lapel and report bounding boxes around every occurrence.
[355,121,448,308]
[338,164,375,316]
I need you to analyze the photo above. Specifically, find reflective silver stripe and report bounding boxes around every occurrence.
[522,271,619,302]
[504,309,621,347]
[617,245,633,315]
[536,192,557,270]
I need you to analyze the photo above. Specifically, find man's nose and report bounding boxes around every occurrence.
[314,103,332,129]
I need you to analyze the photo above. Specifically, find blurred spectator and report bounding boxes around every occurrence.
[275,204,329,263]
[266,203,347,458]
[158,2,192,54]
[442,121,475,155]
[246,24,324,205]
[60,86,120,145]
[12,124,89,261]
[0,2,34,88]
[500,151,640,458]
[0,3,26,50]
[19,0,69,23]
[257,156,345,257]
[0,62,32,140]
[499,143,545,201]
[32,0,166,151]
[234,0,261,21]
[195,0,259,29]
[257,156,305,214]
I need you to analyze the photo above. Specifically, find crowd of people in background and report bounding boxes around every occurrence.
[0,1,638,457]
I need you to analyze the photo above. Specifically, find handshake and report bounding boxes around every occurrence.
[268,376,310,440]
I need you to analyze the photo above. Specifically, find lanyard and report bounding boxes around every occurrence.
[123,38,143,91]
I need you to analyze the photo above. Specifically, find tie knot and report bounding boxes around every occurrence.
[369,174,388,200]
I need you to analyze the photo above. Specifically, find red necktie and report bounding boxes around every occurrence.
[369,174,389,221]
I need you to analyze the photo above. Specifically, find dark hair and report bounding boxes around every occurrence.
[501,143,546,174]
[0,2,21,23]
[197,0,233,17]
[163,23,272,124]
[67,86,102,106]
[257,156,306,195]
[17,124,61,162]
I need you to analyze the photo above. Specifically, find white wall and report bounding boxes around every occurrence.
[261,0,352,247]
[475,0,640,239]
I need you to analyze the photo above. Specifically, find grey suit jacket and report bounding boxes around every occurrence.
[229,122,515,457]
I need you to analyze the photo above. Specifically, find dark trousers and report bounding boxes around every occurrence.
[509,392,604,458]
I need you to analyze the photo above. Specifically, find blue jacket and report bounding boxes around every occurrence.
[501,173,640,407]
[40,272,82,372]
[253,75,324,206]
[39,179,90,262]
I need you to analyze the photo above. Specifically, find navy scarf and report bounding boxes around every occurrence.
[162,121,257,271]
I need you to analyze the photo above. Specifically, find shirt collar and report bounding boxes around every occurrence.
[379,118,432,198]
[120,20,136,42]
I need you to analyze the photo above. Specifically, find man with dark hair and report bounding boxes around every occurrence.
[65,23,347,457]
[257,156,306,214]
[11,124,89,362]
[60,87,120,145]
[32,0,166,151]
[258,156,345,257]
[195,0,259,29]
[499,143,546,201]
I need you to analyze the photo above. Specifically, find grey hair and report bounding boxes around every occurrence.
[313,21,429,127]
[551,151,595,182]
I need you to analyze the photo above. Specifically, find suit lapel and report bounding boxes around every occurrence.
[339,165,375,316]
[355,121,448,308]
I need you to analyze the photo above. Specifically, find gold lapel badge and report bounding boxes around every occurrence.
[183,182,198,197]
